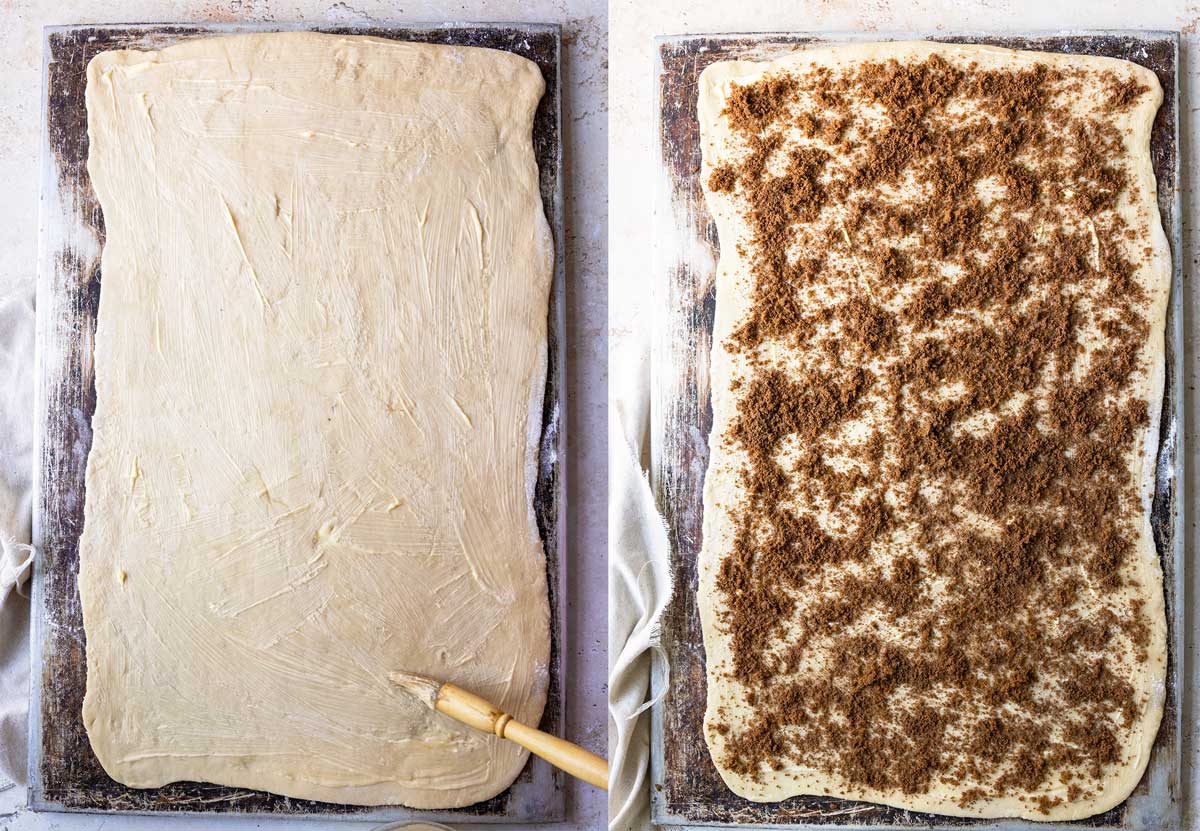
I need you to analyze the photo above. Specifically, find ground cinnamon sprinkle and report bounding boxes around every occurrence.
[705,52,1162,813]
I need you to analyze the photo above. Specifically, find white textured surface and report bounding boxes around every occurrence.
[0,0,606,829]
[609,1,1197,828]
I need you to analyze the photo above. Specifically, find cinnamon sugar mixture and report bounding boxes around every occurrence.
[701,51,1167,815]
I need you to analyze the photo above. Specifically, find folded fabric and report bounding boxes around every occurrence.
[0,293,34,792]
[608,349,672,831]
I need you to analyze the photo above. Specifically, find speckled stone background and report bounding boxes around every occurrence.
[0,1,606,829]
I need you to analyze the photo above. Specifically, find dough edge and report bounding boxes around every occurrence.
[694,40,1171,822]
[78,31,555,810]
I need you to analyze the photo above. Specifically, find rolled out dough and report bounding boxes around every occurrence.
[697,42,1170,820]
[80,32,553,808]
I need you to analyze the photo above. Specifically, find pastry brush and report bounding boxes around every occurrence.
[389,671,608,790]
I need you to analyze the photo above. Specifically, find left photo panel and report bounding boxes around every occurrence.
[0,3,607,830]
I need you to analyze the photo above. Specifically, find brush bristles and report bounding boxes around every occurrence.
[388,670,441,710]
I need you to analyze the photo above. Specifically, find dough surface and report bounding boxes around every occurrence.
[697,41,1169,821]
[80,32,553,808]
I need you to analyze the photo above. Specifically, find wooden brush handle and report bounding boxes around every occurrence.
[436,682,609,791]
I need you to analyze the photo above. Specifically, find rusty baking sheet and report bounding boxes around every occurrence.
[30,21,565,823]
[649,30,1182,830]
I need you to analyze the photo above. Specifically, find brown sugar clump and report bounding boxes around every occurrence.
[1104,72,1150,111]
[708,165,737,192]
[724,74,798,132]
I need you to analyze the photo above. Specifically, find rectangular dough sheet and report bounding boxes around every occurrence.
[697,41,1170,821]
[80,31,553,809]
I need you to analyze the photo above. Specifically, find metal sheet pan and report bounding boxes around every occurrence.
[649,30,1183,831]
[30,21,566,824]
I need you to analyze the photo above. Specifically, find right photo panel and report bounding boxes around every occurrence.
[609,3,1189,831]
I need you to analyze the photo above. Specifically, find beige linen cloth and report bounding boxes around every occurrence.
[608,345,671,831]
[0,293,35,795]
